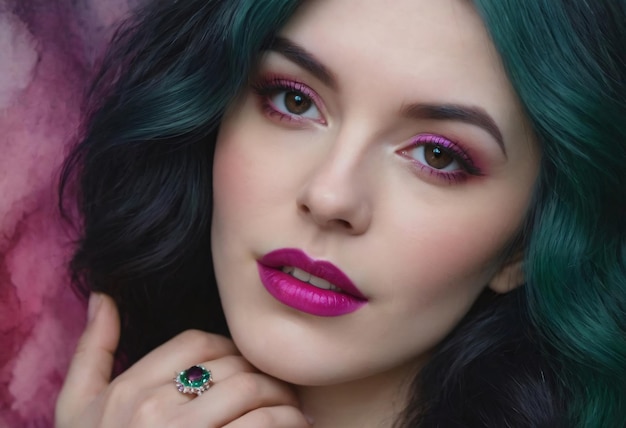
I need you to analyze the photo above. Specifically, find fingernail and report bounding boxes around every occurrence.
[87,293,102,323]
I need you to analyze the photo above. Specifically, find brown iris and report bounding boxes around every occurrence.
[284,91,312,114]
[424,144,454,169]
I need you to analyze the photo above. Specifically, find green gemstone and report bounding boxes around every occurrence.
[179,366,211,388]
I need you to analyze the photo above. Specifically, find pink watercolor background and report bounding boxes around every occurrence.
[0,0,137,426]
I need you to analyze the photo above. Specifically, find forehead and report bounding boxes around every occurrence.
[277,0,525,136]
[281,0,493,67]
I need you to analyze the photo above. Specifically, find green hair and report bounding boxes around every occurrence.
[84,0,303,142]
[62,0,305,360]
[475,0,626,424]
[62,0,626,425]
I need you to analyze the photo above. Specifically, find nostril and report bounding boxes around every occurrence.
[299,202,353,230]
[335,219,352,229]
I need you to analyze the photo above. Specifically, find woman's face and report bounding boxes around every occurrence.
[212,0,539,386]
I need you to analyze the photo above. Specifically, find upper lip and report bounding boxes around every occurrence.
[258,248,367,300]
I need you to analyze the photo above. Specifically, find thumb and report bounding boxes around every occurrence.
[56,293,121,424]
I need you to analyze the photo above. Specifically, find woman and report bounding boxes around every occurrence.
[56,0,626,426]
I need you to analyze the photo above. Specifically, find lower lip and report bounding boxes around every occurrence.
[257,264,367,317]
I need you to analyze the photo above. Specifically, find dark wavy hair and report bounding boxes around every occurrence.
[60,1,626,426]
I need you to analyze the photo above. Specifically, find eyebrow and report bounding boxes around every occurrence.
[269,37,506,155]
[269,37,338,89]
[402,104,506,155]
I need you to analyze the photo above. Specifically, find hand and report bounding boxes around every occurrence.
[56,293,311,427]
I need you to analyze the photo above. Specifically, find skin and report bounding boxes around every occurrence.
[57,0,539,427]
[213,0,538,425]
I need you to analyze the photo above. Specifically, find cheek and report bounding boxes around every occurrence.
[212,101,310,245]
[212,140,248,219]
[375,180,531,314]
[376,226,492,317]
[212,111,266,235]
[355,209,524,363]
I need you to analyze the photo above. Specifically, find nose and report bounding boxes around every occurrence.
[296,145,373,235]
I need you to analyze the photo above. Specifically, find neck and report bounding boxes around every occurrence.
[295,360,418,428]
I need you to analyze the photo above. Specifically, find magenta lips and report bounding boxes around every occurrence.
[257,248,367,316]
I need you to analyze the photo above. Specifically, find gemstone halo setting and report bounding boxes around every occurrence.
[174,365,213,395]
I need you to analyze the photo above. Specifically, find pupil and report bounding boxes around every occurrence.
[425,144,454,169]
[285,91,311,114]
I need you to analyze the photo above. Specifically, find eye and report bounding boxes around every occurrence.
[252,77,326,125]
[397,134,482,183]
[410,144,459,172]
[270,90,322,120]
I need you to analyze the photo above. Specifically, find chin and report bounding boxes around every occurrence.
[229,329,333,385]
[227,318,407,387]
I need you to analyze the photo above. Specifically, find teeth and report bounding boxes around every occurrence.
[309,275,332,290]
[292,267,311,282]
[281,266,342,292]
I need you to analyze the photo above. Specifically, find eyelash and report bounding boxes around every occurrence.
[252,77,326,125]
[252,77,482,184]
[398,134,483,184]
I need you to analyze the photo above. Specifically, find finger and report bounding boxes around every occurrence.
[106,355,260,426]
[120,330,239,387]
[187,372,300,426]
[222,406,312,428]
[147,355,258,405]
[56,293,120,423]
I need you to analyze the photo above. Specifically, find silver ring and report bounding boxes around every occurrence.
[174,365,213,395]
